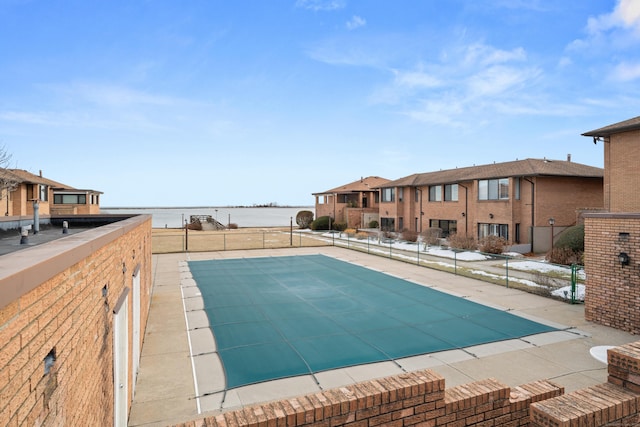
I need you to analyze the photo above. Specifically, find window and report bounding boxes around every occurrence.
[381,188,395,202]
[415,188,420,202]
[429,185,442,201]
[514,178,520,200]
[478,178,509,200]
[317,196,326,205]
[478,223,509,240]
[444,184,458,201]
[380,217,395,231]
[39,185,48,201]
[398,217,404,230]
[398,188,404,202]
[54,194,87,205]
[429,219,457,237]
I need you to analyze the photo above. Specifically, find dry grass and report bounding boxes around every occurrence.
[152,227,330,253]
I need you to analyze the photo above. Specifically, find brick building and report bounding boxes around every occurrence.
[0,215,152,426]
[582,116,640,334]
[377,158,603,252]
[313,176,390,229]
[0,168,102,218]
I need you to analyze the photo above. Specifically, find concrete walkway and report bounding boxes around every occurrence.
[128,247,637,427]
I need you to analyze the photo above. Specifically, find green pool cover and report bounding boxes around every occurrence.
[188,255,557,389]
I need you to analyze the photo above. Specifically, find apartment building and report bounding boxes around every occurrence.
[0,168,102,218]
[377,158,603,252]
[313,176,390,229]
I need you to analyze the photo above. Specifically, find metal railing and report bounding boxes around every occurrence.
[152,228,584,304]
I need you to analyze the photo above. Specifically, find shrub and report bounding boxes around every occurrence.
[310,216,331,230]
[420,228,442,246]
[401,229,419,242]
[368,220,379,229]
[344,228,357,237]
[554,225,584,252]
[356,231,369,240]
[478,235,507,254]
[448,233,477,250]
[546,225,584,265]
[228,223,238,229]
[295,210,314,229]
[546,247,583,265]
[333,222,348,232]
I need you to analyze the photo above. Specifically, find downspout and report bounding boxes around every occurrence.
[458,183,468,236]
[416,187,423,233]
[523,177,535,252]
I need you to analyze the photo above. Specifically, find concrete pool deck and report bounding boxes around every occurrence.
[128,247,638,427]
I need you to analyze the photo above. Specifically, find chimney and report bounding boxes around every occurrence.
[39,170,42,177]
[567,154,571,162]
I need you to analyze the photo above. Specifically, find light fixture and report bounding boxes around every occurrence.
[549,218,555,226]
[618,252,630,266]
[461,212,466,217]
[489,213,494,219]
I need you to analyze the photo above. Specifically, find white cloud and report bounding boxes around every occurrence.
[393,69,441,88]
[618,0,640,29]
[54,82,178,107]
[370,42,543,125]
[584,0,640,35]
[295,0,345,12]
[463,44,527,67]
[611,61,640,81]
[467,65,540,97]
[346,15,366,30]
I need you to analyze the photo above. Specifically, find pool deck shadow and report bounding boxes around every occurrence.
[128,247,638,427]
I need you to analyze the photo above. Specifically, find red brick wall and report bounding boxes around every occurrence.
[178,371,563,427]
[584,213,640,333]
[531,341,640,426]
[0,215,152,426]
[607,130,640,212]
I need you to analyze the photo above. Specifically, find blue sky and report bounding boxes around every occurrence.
[1,0,639,207]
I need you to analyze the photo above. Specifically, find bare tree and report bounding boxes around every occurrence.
[0,145,18,215]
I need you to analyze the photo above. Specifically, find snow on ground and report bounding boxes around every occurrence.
[506,260,586,280]
[314,231,584,302]
[552,284,585,301]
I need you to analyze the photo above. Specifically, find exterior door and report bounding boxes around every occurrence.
[132,268,141,395]
[113,290,129,427]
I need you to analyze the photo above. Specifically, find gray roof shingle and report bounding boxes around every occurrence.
[582,116,640,137]
[378,158,603,188]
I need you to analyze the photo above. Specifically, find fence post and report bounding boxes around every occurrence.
[223,233,226,251]
[571,264,578,304]
[453,250,457,274]
[184,220,188,252]
[417,241,420,265]
[290,217,293,246]
[505,255,509,288]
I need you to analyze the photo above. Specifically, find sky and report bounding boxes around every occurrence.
[1,0,639,207]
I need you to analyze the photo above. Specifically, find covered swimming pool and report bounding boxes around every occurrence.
[188,254,558,390]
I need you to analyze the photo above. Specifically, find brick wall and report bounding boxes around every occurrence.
[531,341,640,426]
[174,341,640,427]
[0,215,152,426]
[177,371,563,427]
[607,130,640,213]
[584,213,640,333]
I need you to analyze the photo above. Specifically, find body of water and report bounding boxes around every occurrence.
[101,206,315,228]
